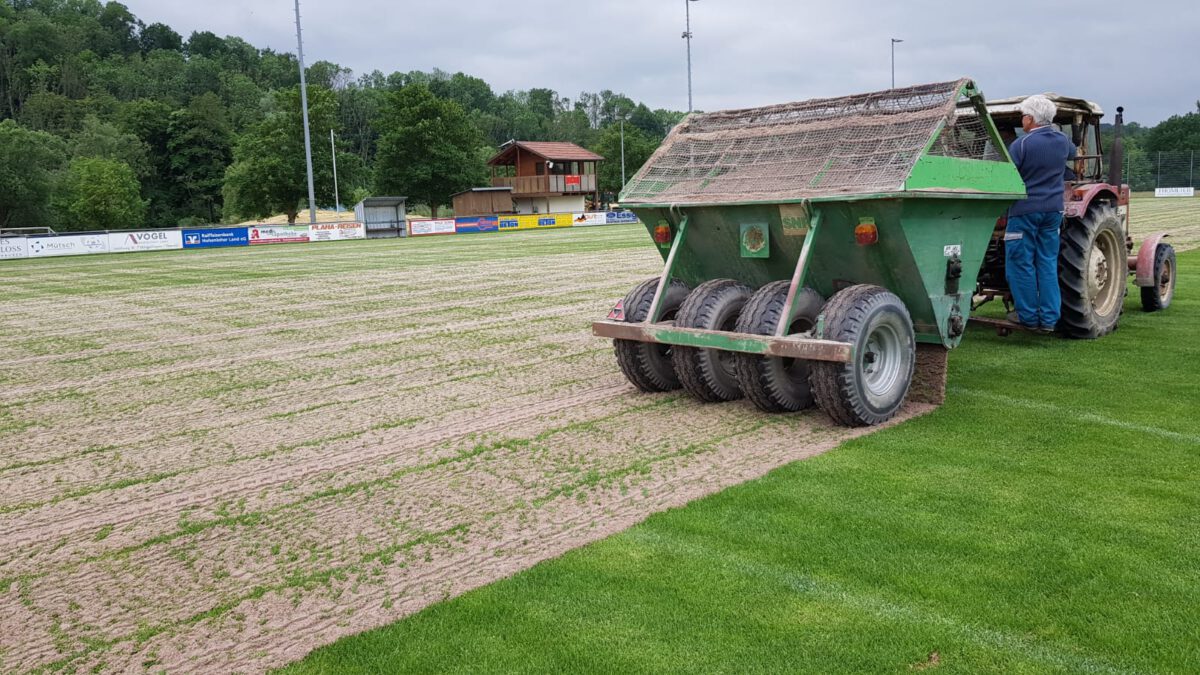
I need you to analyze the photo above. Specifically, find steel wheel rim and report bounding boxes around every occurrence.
[862,321,903,401]
[1159,257,1175,305]
[1089,229,1122,317]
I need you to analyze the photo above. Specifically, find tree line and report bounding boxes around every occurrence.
[1101,104,1200,191]
[2,1,1197,231]
[0,0,679,229]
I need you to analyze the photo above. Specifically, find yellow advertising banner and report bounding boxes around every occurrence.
[498,212,602,232]
[508,214,573,230]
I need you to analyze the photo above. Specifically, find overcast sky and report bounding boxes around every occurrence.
[121,0,1198,126]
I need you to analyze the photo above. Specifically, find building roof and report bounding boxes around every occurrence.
[488,141,604,166]
[450,186,513,198]
[356,196,407,207]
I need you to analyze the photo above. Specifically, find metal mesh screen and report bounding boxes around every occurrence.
[621,78,978,205]
[930,108,1004,162]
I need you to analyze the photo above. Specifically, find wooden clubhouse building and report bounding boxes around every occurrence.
[452,141,604,217]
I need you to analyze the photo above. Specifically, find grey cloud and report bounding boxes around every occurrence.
[124,0,1199,124]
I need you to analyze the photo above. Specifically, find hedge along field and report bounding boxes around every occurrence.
[0,197,1192,673]
[0,224,934,673]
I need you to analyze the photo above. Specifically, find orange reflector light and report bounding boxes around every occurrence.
[854,223,878,246]
[653,224,672,244]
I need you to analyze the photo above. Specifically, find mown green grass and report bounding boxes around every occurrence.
[284,251,1199,674]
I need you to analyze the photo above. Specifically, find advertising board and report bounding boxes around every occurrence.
[498,214,574,231]
[455,216,499,234]
[248,225,310,245]
[27,234,109,258]
[107,230,183,253]
[0,237,28,260]
[409,219,457,236]
[1155,187,1195,198]
[183,227,249,248]
[606,210,639,224]
[535,214,573,228]
[309,222,366,241]
[572,213,608,227]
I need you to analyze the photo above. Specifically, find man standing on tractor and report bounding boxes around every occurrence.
[1004,94,1076,332]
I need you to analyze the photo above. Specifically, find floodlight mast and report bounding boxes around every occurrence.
[331,129,341,217]
[684,0,699,112]
[891,38,903,89]
[294,0,317,224]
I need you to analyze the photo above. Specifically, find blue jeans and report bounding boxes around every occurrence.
[1005,211,1062,328]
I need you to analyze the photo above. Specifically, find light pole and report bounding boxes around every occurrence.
[620,119,626,186]
[891,38,903,89]
[330,129,341,218]
[683,0,699,112]
[293,0,317,224]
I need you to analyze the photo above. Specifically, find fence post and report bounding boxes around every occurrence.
[1157,151,1162,188]
[1191,150,1195,189]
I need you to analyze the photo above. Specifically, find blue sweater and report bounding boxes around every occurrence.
[1007,126,1076,216]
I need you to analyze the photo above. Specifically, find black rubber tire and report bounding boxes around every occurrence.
[1059,205,1126,339]
[978,222,1007,290]
[1140,243,1176,312]
[811,285,915,427]
[613,278,691,392]
[733,282,824,413]
[671,279,752,402]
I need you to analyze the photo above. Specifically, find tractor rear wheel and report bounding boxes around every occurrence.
[734,282,824,412]
[613,278,690,392]
[671,279,752,402]
[1059,205,1125,338]
[1140,243,1176,312]
[811,285,915,427]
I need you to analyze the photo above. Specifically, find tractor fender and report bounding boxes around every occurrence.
[1064,185,1122,220]
[1133,232,1171,287]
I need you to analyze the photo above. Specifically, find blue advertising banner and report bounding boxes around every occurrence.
[606,211,639,224]
[182,227,249,249]
[455,216,499,234]
[498,217,520,230]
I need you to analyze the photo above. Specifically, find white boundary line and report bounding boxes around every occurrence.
[950,387,1200,445]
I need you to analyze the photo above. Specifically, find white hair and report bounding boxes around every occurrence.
[1020,95,1058,127]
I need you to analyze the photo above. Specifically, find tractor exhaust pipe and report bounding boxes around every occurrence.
[1109,106,1125,187]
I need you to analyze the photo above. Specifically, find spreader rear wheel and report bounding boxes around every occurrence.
[811,285,915,427]
[1140,243,1176,312]
[1059,205,1125,338]
[734,282,824,412]
[672,279,752,402]
[613,278,690,392]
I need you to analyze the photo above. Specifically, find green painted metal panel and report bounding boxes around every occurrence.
[904,155,1026,195]
[649,327,772,353]
[630,192,1014,348]
[896,198,1005,347]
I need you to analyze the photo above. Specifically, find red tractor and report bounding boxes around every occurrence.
[971,95,1177,338]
